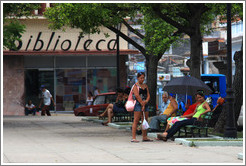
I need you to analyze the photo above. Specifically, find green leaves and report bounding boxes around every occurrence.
[3,21,25,50]
[3,3,40,50]
[44,3,134,35]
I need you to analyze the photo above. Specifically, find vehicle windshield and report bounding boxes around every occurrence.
[201,77,220,94]
[93,95,105,105]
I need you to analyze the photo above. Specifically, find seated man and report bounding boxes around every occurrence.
[25,100,37,116]
[149,92,178,132]
[101,87,130,126]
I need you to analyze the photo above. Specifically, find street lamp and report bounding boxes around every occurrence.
[224,3,237,138]
[116,23,122,88]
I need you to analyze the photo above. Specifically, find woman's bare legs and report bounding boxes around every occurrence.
[142,111,152,141]
[132,111,141,141]
[164,124,170,132]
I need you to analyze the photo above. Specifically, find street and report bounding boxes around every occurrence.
[2,115,243,164]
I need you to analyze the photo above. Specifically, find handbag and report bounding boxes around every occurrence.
[125,84,139,112]
[142,111,150,130]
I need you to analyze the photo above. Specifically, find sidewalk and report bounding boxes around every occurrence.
[2,115,244,164]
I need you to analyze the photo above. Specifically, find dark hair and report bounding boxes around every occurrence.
[116,88,124,94]
[88,91,93,96]
[137,72,145,78]
[196,91,205,97]
[124,87,131,95]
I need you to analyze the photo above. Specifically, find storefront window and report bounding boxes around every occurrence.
[87,69,117,94]
[56,69,87,111]
[56,68,116,111]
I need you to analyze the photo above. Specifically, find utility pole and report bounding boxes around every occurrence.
[224,3,237,138]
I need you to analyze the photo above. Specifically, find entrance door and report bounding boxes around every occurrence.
[25,69,55,110]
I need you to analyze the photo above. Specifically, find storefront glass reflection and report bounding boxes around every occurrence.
[56,68,116,111]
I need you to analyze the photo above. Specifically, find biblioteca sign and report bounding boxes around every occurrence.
[11,31,118,52]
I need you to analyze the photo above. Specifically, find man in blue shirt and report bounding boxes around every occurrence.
[158,92,170,115]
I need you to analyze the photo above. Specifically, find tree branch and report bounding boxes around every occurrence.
[106,26,146,56]
[122,19,145,39]
[152,4,192,36]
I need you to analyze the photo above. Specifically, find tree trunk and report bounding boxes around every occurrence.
[189,30,202,79]
[146,55,159,116]
[233,49,243,123]
[189,10,202,79]
[214,107,227,133]
[214,47,243,133]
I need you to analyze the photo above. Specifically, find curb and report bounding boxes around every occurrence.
[238,153,243,160]
[82,117,243,148]
[175,138,243,147]
[108,122,132,129]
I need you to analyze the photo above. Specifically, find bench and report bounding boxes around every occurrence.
[159,109,184,131]
[98,110,133,122]
[177,111,213,137]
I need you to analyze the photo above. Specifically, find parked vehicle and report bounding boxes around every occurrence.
[201,74,227,109]
[73,92,116,116]
[177,74,227,110]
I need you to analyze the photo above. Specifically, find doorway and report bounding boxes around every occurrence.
[25,69,54,110]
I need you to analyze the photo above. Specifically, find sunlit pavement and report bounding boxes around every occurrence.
[2,115,243,164]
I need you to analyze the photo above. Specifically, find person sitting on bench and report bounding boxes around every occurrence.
[157,91,211,141]
[164,97,199,132]
[148,93,178,132]
[100,87,130,126]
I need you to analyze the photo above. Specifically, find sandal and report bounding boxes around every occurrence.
[142,139,153,142]
[157,134,167,142]
[101,122,108,126]
[157,134,164,140]
[131,139,140,143]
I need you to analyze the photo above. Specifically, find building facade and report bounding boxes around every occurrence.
[3,16,138,115]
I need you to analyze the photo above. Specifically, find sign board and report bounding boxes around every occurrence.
[157,74,171,81]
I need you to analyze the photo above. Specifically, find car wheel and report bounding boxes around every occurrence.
[77,112,85,116]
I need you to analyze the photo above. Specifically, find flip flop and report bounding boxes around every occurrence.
[142,139,153,142]
[131,139,139,143]
[157,134,168,142]
[101,122,108,126]
[157,134,164,140]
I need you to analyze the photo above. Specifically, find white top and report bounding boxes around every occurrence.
[26,104,35,109]
[94,89,100,96]
[42,89,52,106]
[87,97,93,106]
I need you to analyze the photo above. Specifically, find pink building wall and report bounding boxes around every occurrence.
[3,56,25,116]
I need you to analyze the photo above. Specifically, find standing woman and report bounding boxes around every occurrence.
[86,92,94,106]
[131,72,153,143]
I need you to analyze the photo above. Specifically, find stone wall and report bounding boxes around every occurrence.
[3,56,25,115]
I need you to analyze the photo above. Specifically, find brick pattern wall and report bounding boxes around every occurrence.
[3,56,25,116]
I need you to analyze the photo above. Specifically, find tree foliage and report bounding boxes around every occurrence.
[3,3,40,50]
[44,3,182,110]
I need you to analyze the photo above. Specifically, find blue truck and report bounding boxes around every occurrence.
[201,74,227,108]
[177,74,227,110]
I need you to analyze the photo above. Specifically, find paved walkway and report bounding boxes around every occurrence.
[2,115,244,164]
